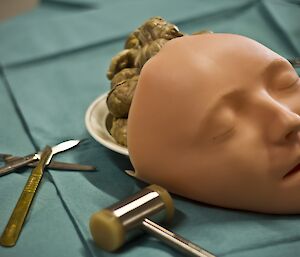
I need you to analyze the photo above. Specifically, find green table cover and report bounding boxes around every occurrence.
[0,0,300,256]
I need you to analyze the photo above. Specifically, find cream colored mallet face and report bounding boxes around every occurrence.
[128,33,300,214]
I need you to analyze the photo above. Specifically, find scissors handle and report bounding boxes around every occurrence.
[0,154,37,177]
[0,146,52,247]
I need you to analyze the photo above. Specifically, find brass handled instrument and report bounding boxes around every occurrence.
[0,146,52,247]
[0,139,81,246]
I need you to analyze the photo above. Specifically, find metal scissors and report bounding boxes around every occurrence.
[0,140,95,177]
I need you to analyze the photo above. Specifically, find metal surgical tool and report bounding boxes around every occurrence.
[0,140,82,247]
[90,185,216,257]
[0,140,95,177]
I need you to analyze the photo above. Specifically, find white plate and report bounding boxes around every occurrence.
[85,93,129,156]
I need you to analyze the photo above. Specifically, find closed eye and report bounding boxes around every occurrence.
[277,76,299,90]
[212,127,235,142]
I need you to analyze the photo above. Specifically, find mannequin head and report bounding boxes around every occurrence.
[127,33,300,214]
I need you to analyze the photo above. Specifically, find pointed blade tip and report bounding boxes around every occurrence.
[52,139,80,154]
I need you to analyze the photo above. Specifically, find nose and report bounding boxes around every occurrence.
[266,100,300,144]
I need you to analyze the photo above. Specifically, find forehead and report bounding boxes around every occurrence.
[159,33,281,82]
[151,34,283,107]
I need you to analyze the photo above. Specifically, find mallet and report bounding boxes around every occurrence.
[89,185,215,257]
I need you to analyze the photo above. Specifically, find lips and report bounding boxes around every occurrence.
[284,162,300,179]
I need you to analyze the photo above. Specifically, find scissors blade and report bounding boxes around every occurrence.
[0,154,95,171]
[0,139,81,177]
[28,160,95,171]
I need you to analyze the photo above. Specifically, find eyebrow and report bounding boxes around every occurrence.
[203,89,246,126]
[262,59,293,81]
[210,89,247,112]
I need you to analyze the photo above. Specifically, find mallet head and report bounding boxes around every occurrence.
[89,184,174,251]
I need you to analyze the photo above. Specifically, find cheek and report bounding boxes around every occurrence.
[184,137,275,208]
[197,128,273,191]
[288,91,300,115]
[212,143,268,182]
